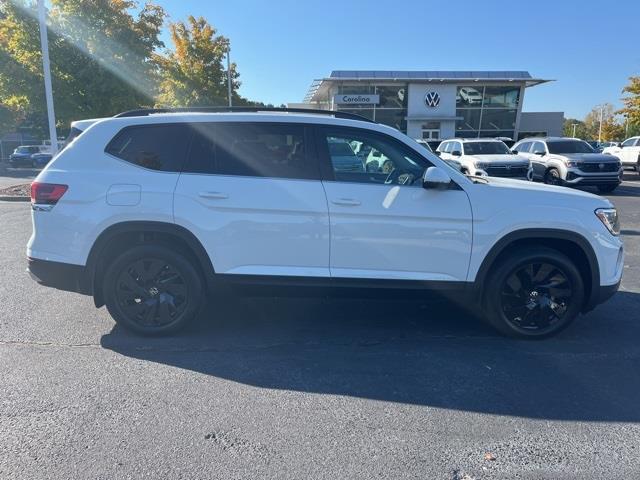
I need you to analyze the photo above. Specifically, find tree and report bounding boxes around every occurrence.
[155,16,237,107]
[0,0,165,137]
[583,103,625,141]
[619,76,640,131]
[155,15,261,108]
[563,118,589,139]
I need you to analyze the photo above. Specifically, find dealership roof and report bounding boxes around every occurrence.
[304,70,551,102]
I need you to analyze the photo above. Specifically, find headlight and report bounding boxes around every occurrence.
[564,159,580,167]
[595,208,620,236]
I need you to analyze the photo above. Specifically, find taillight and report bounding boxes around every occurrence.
[30,182,68,205]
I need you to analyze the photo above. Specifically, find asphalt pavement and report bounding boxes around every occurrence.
[1,174,640,479]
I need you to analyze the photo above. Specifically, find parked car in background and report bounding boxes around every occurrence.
[27,107,623,339]
[603,136,640,173]
[458,87,483,105]
[31,152,53,168]
[513,137,622,192]
[437,138,531,180]
[327,138,364,172]
[9,145,47,167]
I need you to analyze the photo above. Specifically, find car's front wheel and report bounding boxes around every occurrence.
[483,247,584,339]
[544,168,563,186]
[103,245,203,335]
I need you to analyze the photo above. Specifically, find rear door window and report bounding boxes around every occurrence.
[105,124,191,172]
[185,122,319,180]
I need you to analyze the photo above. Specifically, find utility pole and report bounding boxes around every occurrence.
[37,0,58,155]
[227,47,232,107]
[572,123,578,138]
[598,105,604,143]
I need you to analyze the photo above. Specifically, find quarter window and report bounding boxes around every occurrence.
[105,124,190,172]
[321,128,430,186]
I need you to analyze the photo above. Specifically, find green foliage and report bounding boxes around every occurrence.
[154,15,259,108]
[582,103,625,141]
[0,0,166,137]
[619,76,640,130]
[563,118,589,139]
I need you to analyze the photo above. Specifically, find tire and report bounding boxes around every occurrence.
[597,184,619,193]
[544,168,563,186]
[482,247,585,339]
[103,245,203,335]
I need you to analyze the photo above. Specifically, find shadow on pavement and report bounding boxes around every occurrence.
[101,289,640,422]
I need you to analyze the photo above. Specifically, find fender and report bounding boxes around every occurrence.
[86,221,216,301]
[474,228,600,311]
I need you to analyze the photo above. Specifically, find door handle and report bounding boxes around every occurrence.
[198,191,229,200]
[331,198,361,206]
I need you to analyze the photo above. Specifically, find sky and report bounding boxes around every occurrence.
[156,0,639,119]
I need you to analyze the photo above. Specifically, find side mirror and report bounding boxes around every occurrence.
[422,166,452,189]
[434,151,441,156]
[511,150,518,154]
[535,151,545,156]
[451,150,462,157]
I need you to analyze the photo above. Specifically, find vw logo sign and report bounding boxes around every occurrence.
[424,91,440,108]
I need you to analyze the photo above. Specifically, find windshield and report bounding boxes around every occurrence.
[15,146,36,153]
[547,140,594,154]
[464,141,511,155]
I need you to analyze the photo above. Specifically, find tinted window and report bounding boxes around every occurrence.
[105,124,190,172]
[515,142,531,153]
[451,142,462,154]
[186,123,318,180]
[322,128,430,185]
[547,140,594,154]
[464,141,511,155]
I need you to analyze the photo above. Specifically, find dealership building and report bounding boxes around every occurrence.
[296,70,563,141]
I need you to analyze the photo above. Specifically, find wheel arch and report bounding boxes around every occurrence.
[86,221,215,307]
[474,228,600,312]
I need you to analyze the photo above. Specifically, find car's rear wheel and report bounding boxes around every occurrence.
[103,245,203,335]
[544,168,563,186]
[483,247,584,339]
[597,184,619,193]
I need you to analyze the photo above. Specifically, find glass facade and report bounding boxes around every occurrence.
[335,84,408,133]
[456,85,521,139]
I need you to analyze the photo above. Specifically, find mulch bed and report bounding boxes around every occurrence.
[0,183,30,197]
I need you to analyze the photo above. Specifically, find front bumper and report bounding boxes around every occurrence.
[564,168,623,186]
[27,257,92,295]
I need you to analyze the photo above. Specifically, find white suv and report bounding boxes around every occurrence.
[437,138,532,180]
[27,108,623,339]
[603,136,640,173]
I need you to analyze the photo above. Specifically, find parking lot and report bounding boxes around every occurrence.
[1,173,640,479]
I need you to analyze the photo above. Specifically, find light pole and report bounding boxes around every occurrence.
[226,47,232,107]
[572,123,578,138]
[37,0,58,155]
[598,105,604,143]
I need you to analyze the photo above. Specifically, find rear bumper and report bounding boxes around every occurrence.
[27,257,92,295]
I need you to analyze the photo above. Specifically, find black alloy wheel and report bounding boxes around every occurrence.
[499,262,572,335]
[115,258,188,328]
[483,247,584,339]
[104,245,203,335]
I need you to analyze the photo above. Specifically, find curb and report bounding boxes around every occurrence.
[0,196,29,202]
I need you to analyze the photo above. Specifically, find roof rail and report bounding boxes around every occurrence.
[113,106,375,123]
